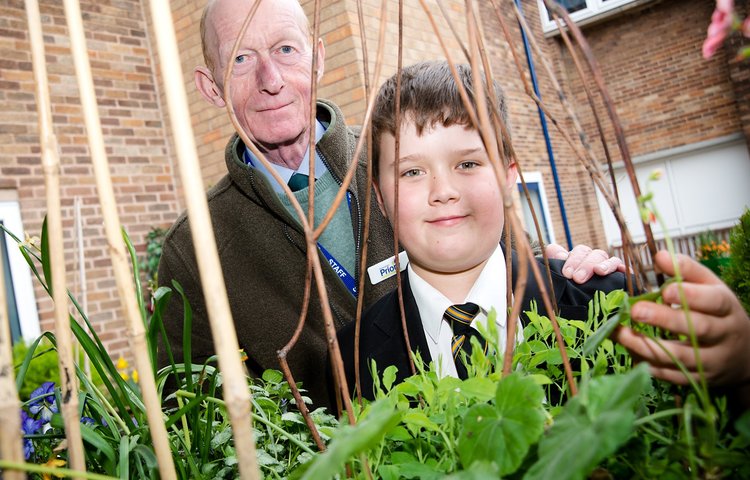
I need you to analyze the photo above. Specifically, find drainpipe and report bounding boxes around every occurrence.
[514,0,573,250]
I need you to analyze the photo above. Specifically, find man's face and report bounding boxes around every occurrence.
[199,0,323,152]
[376,121,516,279]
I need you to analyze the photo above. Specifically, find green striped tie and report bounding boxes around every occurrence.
[445,303,485,379]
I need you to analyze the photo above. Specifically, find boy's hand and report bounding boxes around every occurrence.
[545,243,626,283]
[613,251,750,405]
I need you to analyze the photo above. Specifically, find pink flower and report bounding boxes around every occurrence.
[743,16,750,37]
[702,0,735,59]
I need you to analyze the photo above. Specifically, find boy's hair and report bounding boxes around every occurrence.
[371,60,510,179]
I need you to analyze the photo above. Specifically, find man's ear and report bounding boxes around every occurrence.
[373,181,388,219]
[194,66,226,108]
[315,38,325,83]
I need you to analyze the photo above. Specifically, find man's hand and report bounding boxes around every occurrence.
[545,243,626,284]
[613,251,750,402]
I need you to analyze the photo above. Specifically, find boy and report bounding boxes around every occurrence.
[336,61,628,399]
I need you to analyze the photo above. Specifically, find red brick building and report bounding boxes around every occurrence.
[2,0,748,357]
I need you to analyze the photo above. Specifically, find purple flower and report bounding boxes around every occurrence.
[20,410,42,461]
[21,410,43,435]
[23,438,34,460]
[28,382,58,422]
[80,416,96,426]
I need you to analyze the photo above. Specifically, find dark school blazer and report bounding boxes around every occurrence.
[335,248,629,401]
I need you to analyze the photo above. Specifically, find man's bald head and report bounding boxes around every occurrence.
[200,0,311,74]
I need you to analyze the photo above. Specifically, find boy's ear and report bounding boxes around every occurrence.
[505,162,518,191]
[195,66,226,108]
[373,182,388,219]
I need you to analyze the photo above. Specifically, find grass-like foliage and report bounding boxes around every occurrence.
[2,221,337,479]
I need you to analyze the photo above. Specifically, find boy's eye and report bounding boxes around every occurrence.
[402,168,423,177]
[458,161,479,170]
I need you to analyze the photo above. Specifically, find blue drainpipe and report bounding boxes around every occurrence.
[514,0,573,249]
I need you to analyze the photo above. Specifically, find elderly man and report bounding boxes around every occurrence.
[157,0,624,408]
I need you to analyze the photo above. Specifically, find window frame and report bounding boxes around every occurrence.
[0,199,41,342]
[537,0,655,35]
[516,171,556,246]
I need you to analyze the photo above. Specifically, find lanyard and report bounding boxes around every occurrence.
[317,240,357,298]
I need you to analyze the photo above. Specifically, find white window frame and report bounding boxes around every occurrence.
[537,0,656,35]
[516,172,556,245]
[0,198,41,341]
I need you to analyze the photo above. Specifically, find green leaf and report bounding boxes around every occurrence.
[458,373,545,475]
[524,364,651,480]
[582,303,628,357]
[298,400,402,479]
[403,411,440,435]
[40,216,52,294]
[445,460,501,479]
[262,369,284,384]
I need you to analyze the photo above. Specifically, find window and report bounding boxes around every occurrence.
[516,172,555,245]
[537,0,655,34]
[595,135,750,247]
[0,197,40,344]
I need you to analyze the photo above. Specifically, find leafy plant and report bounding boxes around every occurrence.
[724,208,750,313]
[141,227,167,294]
[1,222,335,479]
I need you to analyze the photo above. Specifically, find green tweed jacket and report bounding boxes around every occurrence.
[157,100,396,409]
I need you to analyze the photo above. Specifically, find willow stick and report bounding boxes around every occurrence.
[60,0,176,478]
[25,0,87,475]
[147,1,259,478]
[0,236,24,478]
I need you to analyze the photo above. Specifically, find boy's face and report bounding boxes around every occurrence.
[376,121,517,281]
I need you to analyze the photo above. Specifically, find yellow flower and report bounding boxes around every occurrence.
[116,357,129,371]
[119,371,130,381]
[42,456,66,479]
[132,369,139,383]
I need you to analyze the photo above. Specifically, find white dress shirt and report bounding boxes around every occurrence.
[408,245,523,378]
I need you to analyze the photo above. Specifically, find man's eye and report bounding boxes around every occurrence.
[279,45,295,54]
[234,55,247,65]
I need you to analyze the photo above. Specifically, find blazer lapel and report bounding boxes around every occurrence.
[370,271,432,381]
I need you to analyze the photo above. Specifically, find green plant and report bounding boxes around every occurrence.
[724,208,750,313]
[142,227,167,293]
[1,221,335,479]
[696,231,731,261]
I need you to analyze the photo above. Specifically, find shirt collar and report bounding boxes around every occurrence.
[243,120,327,193]
[409,244,508,344]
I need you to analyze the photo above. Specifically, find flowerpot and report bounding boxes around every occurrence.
[700,256,732,277]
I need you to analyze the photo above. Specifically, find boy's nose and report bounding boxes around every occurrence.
[428,174,460,204]
[256,56,284,94]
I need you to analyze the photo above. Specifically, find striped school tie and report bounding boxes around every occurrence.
[445,302,485,379]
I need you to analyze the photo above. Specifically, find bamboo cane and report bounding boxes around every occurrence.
[24,0,87,476]
[0,236,24,480]
[59,0,176,478]
[147,1,260,478]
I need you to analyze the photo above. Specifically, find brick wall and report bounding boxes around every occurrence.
[557,0,748,164]
[0,0,181,359]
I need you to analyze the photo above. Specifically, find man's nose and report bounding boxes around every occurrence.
[428,172,460,204]
[256,56,283,94]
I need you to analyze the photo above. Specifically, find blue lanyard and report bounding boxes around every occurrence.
[244,151,357,297]
[317,239,357,298]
